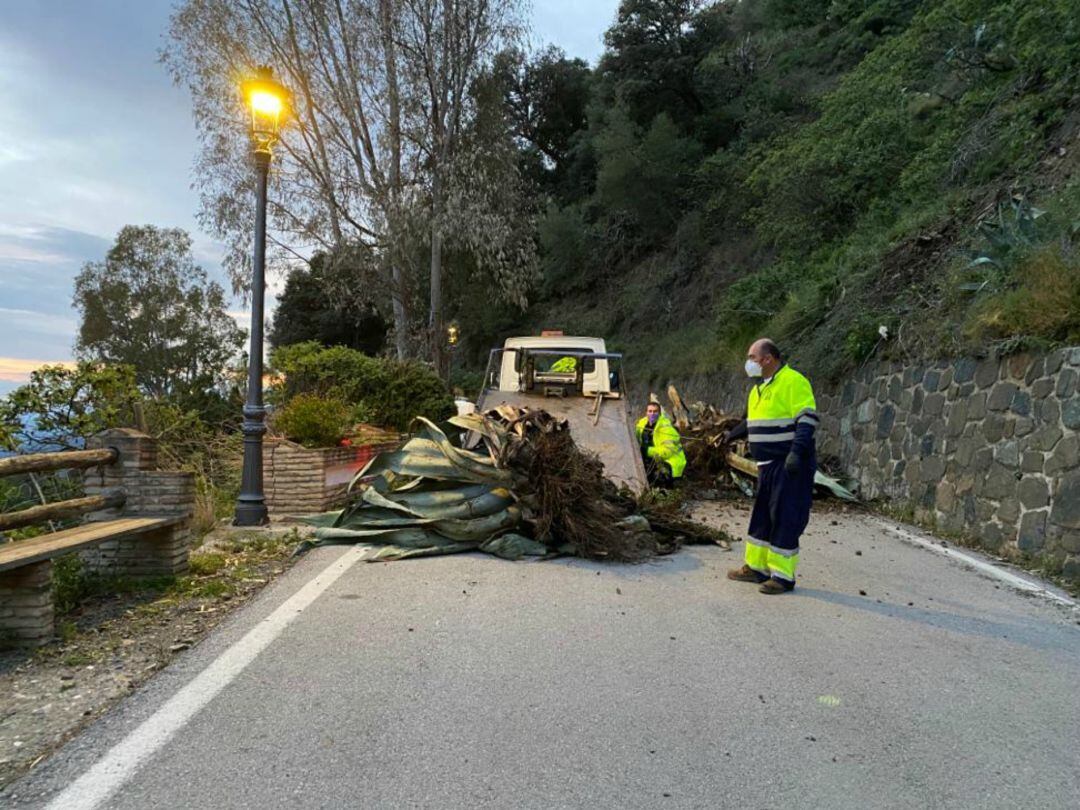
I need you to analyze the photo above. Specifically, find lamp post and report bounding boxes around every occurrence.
[234,66,289,527]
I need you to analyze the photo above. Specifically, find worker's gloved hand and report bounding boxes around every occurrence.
[647,447,661,460]
[784,451,801,476]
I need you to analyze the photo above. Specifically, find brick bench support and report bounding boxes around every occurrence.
[0,562,53,647]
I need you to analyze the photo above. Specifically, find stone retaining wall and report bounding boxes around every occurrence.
[816,347,1080,579]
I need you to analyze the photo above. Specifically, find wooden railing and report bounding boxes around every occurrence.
[0,447,123,532]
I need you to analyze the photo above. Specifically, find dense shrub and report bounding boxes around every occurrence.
[273,393,352,448]
[269,343,454,434]
[366,362,456,432]
[269,341,387,405]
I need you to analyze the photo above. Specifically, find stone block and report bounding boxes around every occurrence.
[1057,368,1077,398]
[1035,398,1060,426]
[997,497,1021,524]
[924,370,941,392]
[1045,435,1080,475]
[1017,509,1048,552]
[981,414,1005,443]
[1017,477,1049,509]
[1025,358,1045,386]
[912,387,924,415]
[1027,425,1062,453]
[1031,378,1055,399]
[876,405,896,439]
[946,402,968,437]
[923,393,945,416]
[953,357,977,384]
[973,446,994,472]
[1021,451,1044,473]
[995,440,1019,469]
[938,368,954,391]
[987,382,1018,411]
[1013,418,1034,437]
[888,376,903,404]
[1063,397,1080,431]
[856,399,875,424]
[1010,390,1031,417]
[1050,470,1080,529]
[974,359,999,389]
[955,438,978,467]
[981,463,1017,500]
[1044,349,1065,376]
[967,392,987,421]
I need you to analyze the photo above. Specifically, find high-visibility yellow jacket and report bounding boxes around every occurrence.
[550,357,577,372]
[747,364,819,463]
[635,415,687,478]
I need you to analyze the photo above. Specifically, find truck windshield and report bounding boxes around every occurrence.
[530,351,596,374]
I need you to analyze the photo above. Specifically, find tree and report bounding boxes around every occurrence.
[491,47,593,195]
[597,0,713,131]
[269,252,387,353]
[0,363,140,452]
[162,0,537,368]
[73,225,246,400]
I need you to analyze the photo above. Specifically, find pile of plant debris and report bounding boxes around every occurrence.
[662,385,858,501]
[298,407,728,562]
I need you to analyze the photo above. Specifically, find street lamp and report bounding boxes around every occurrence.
[234,66,289,527]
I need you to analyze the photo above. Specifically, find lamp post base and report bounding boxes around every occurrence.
[233,498,269,527]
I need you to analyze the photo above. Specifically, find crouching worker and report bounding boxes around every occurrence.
[726,338,818,595]
[636,402,687,489]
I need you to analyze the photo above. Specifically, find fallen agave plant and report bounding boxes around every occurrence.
[297,407,729,562]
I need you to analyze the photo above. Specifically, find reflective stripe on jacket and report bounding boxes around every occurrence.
[635,415,687,478]
[747,365,819,463]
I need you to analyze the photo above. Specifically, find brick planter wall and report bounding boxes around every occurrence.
[264,438,401,516]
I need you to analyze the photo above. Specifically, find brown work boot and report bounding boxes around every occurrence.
[759,578,795,595]
[727,565,767,583]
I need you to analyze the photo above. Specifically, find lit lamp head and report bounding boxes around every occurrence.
[447,323,460,347]
[242,66,289,154]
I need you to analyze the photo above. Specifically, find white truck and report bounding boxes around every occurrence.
[475,334,649,494]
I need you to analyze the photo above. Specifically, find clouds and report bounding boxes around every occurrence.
[0,0,617,399]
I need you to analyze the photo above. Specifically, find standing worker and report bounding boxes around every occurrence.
[636,402,687,488]
[726,339,818,594]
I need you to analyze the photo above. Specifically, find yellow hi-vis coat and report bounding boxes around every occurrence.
[635,415,687,478]
[746,365,819,463]
[744,364,819,582]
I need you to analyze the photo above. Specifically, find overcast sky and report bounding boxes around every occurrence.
[0,0,616,397]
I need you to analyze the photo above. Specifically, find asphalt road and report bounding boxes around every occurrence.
[5,503,1079,809]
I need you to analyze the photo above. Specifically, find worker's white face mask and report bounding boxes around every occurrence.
[745,359,763,378]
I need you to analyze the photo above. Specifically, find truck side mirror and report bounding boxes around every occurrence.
[609,370,620,390]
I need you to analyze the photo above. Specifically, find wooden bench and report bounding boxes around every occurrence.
[0,429,194,647]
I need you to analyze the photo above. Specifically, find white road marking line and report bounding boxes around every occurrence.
[45,546,366,810]
[872,517,1078,609]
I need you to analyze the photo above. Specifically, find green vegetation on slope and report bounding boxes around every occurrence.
[460,0,1080,386]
